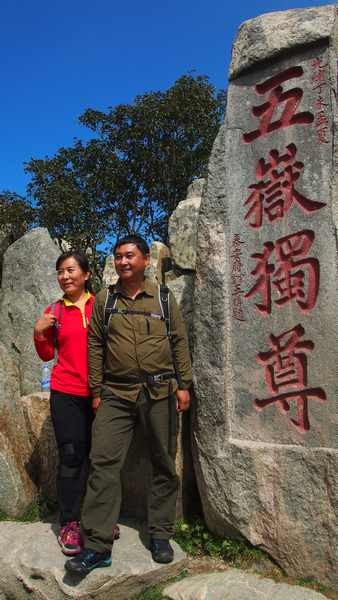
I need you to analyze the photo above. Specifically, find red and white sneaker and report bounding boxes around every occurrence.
[58,521,82,555]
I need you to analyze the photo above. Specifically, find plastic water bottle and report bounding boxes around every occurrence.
[41,362,50,392]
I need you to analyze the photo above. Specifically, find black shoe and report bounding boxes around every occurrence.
[65,547,112,575]
[150,538,174,564]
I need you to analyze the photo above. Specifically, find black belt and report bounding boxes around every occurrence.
[108,372,176,386]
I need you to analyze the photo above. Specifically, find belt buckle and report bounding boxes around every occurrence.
[152,374,162,384]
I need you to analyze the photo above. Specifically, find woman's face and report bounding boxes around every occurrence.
[56,257,89,298]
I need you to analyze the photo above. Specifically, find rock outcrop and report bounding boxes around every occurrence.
[0,228,60,395]
[192,5,338,588]
[168,179,204,271]
[163,570,328,600]
[0,520,186,600]
[20,393,57,502]
[0,343,36,516]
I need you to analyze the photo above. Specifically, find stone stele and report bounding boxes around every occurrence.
[192,5,338,589]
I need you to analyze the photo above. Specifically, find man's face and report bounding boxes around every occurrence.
[114,243,149,282]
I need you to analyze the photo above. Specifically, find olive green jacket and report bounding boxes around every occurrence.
[88,278,192,401]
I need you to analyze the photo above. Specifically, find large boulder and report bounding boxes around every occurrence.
[0,343,36,516]
[192,5,338,589]
[20,393,57,502]
[163,571,328,600]
[0,228,60,395]
[168,179,204,271]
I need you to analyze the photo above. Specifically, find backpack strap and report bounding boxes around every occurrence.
[50,299,63,350]
[104,286,119,340]
[159,284,180,384]
[158,284,171,338]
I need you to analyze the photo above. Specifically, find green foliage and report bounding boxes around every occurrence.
[296,577,329,595]
[0,191,36,241]
[24,74,225,275]
[174,519,265,565]
[132,571,187,600]
[0,495,57,524]
[0,509,9,521]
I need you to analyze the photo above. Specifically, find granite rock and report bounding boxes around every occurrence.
[163,570,328,600]
[168,179,204,271]
[0,520,186,600]
[0,228,60,395]
[20,392,58,502]
[192,7,338,589]
[0,343,36,516]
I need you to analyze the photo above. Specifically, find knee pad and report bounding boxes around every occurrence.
[58,442,85,478]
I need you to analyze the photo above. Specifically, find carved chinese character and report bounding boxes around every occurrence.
[317,128,329,144]
[245,230,320,315]
[314,111,329,128]
[243,67,314,143]
[254,324,326,432]
[244,144,326,228]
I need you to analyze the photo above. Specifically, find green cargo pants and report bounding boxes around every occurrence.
[81,387,178,553]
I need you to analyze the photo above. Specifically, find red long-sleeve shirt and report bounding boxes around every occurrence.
[34,293,94,397]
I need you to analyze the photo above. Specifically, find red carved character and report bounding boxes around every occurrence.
[254,324,326,432]
[245,230,320,315]
[243,67,314,143]
[244,144,326,228]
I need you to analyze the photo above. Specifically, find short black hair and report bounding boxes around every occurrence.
[114,235,150,256]
[55,250,92,291]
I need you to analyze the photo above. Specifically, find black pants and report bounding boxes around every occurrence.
[81,388,178,552]
[50,390,92,526]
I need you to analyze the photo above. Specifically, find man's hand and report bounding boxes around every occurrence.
[176,389,190,412]
[92,396,101,414]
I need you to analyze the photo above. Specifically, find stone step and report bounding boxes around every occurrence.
[0,520,186,600]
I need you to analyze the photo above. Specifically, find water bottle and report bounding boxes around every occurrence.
[41,362,50,392]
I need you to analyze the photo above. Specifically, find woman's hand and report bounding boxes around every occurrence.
[92,396,101,414]
[34,313,57,338]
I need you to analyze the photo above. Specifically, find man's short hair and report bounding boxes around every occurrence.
[114,235,150,256]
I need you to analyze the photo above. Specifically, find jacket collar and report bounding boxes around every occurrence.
[115,277,156,298]
[63,291,92,307]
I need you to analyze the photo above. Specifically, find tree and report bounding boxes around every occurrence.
[26,74,226,270]
[0,191,36,242]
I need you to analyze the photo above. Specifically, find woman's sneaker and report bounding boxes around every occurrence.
[58,521,82,555]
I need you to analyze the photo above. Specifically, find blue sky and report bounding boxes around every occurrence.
[0,0,331,196]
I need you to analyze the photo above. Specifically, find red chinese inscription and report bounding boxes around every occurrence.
[245,230,319,315]
[244,144,326,228]
[254,324,326,432]
[311,58,330,144]
[243,67,314,143]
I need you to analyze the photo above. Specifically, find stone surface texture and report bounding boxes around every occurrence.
[102,254,118,287]
[0,343,36,516]
[163,571,328,600]
[230,5,336,79]
[145,241,171,283]
[0,520,186,600]
[20,393,57,502]
[0,228,60,395]
[168,179,204,271]
[192,6,338,589]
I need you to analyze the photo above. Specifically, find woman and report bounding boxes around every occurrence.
[34,250,94,555]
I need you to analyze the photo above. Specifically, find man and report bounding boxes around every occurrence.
[65,234,192,575]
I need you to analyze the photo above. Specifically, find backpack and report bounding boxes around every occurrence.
[103,283,178,380]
